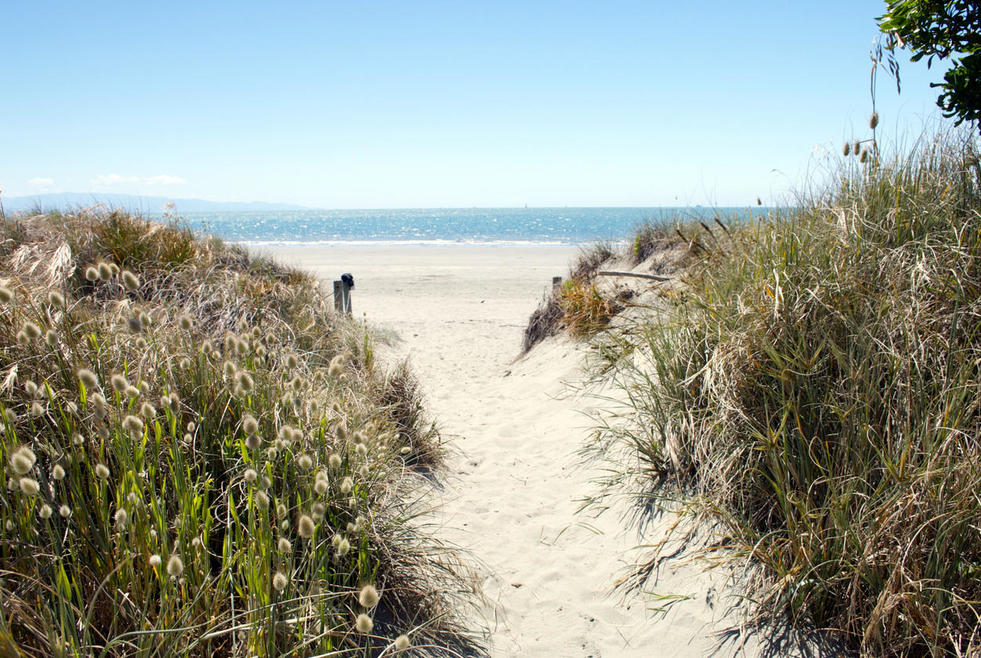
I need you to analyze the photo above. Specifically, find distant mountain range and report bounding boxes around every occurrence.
[0,193,307,214]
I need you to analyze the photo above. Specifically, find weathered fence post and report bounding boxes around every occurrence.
[552,276,563,289]
[334,273,354,315]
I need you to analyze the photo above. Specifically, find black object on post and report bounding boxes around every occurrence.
[334,274,354,315]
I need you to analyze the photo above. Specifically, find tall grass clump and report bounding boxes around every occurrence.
[522,242,621,352]
[588,131,981,655]
[0,208,475,656]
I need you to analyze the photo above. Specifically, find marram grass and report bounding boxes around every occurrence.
[0,209,476,657]
[585,131,981,656]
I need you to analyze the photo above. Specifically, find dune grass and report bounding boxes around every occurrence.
[0,209,476,657]
[583,131,981,655]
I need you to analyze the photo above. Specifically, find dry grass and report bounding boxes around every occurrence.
[521,225,704,353]
[585,130,981,655]
[0,208,480,657]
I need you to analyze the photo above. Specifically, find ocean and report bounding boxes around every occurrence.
[162,207,758,247]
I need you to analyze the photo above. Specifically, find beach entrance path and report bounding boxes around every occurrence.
[265,245,763,657]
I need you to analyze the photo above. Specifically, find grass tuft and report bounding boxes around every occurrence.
[586,129,981,655]
[0,208,480,657]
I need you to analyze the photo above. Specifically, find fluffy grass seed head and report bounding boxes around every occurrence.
[166,554,184,578]
[114,508,128,529]
[30,401,45,418]
[90,393,107,418]
[328,354,345,378]
[149,554,161,567]
[85,266,100,282]
[297,514,315,539]
[245,434,261,450]
[0,286,13,303]
[59,504,71,518]
[255,490,270,509]
[314,478,328,495]
[869,112,879,129]
[98,262,113,280]
[244,468,258,484]
[110,374,128,393]
[95,463,110,479]
[337,537,350,556]
[843,141,851,156]
[355,613,373,634]
[19,478,40,496]
[297,454,313,470]
[278,536,291,552]
[22,321,41,340]
[24,380,38,397]
[242,414,259,436]
[122,414,144,436]
[39,504,52,519]
[76,368,99,389]
[395,635,410,651]
[139,402,155,420]
[51,464,65,480]
[328,453,342,469]
[10,446,36,475]
[358,584,379,608]
[48,290,65,308]
[312,501,326,521]
[178,314,193,331]
[236,370,254,392]
[122,270,140,291]
[273,571,288,592]
[223,360,236,379]
[340,476,354,494]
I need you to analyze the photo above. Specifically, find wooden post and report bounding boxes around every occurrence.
[341,280,352,315]
[334,274,353,315]
[552,276,562,289]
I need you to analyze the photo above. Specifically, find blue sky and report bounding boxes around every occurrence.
[0,1,953,208]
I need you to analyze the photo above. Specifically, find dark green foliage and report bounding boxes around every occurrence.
[880,0,981,128]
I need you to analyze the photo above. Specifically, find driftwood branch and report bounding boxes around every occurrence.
[596,270,672,282]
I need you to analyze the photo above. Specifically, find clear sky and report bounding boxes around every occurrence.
[0,1,954,208]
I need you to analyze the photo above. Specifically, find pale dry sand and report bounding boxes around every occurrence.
[261,245,785,657]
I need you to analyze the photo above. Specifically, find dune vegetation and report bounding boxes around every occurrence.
[0,209,475,657]
[533,129,981,655]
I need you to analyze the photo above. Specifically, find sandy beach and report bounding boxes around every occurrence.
[262,245,769,657]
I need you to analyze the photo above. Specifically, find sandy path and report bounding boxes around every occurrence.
[263,246,764,657]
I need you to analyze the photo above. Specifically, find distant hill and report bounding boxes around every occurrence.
[0,193,307,214]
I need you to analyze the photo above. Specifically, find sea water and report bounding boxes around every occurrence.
[164,207,758,247]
